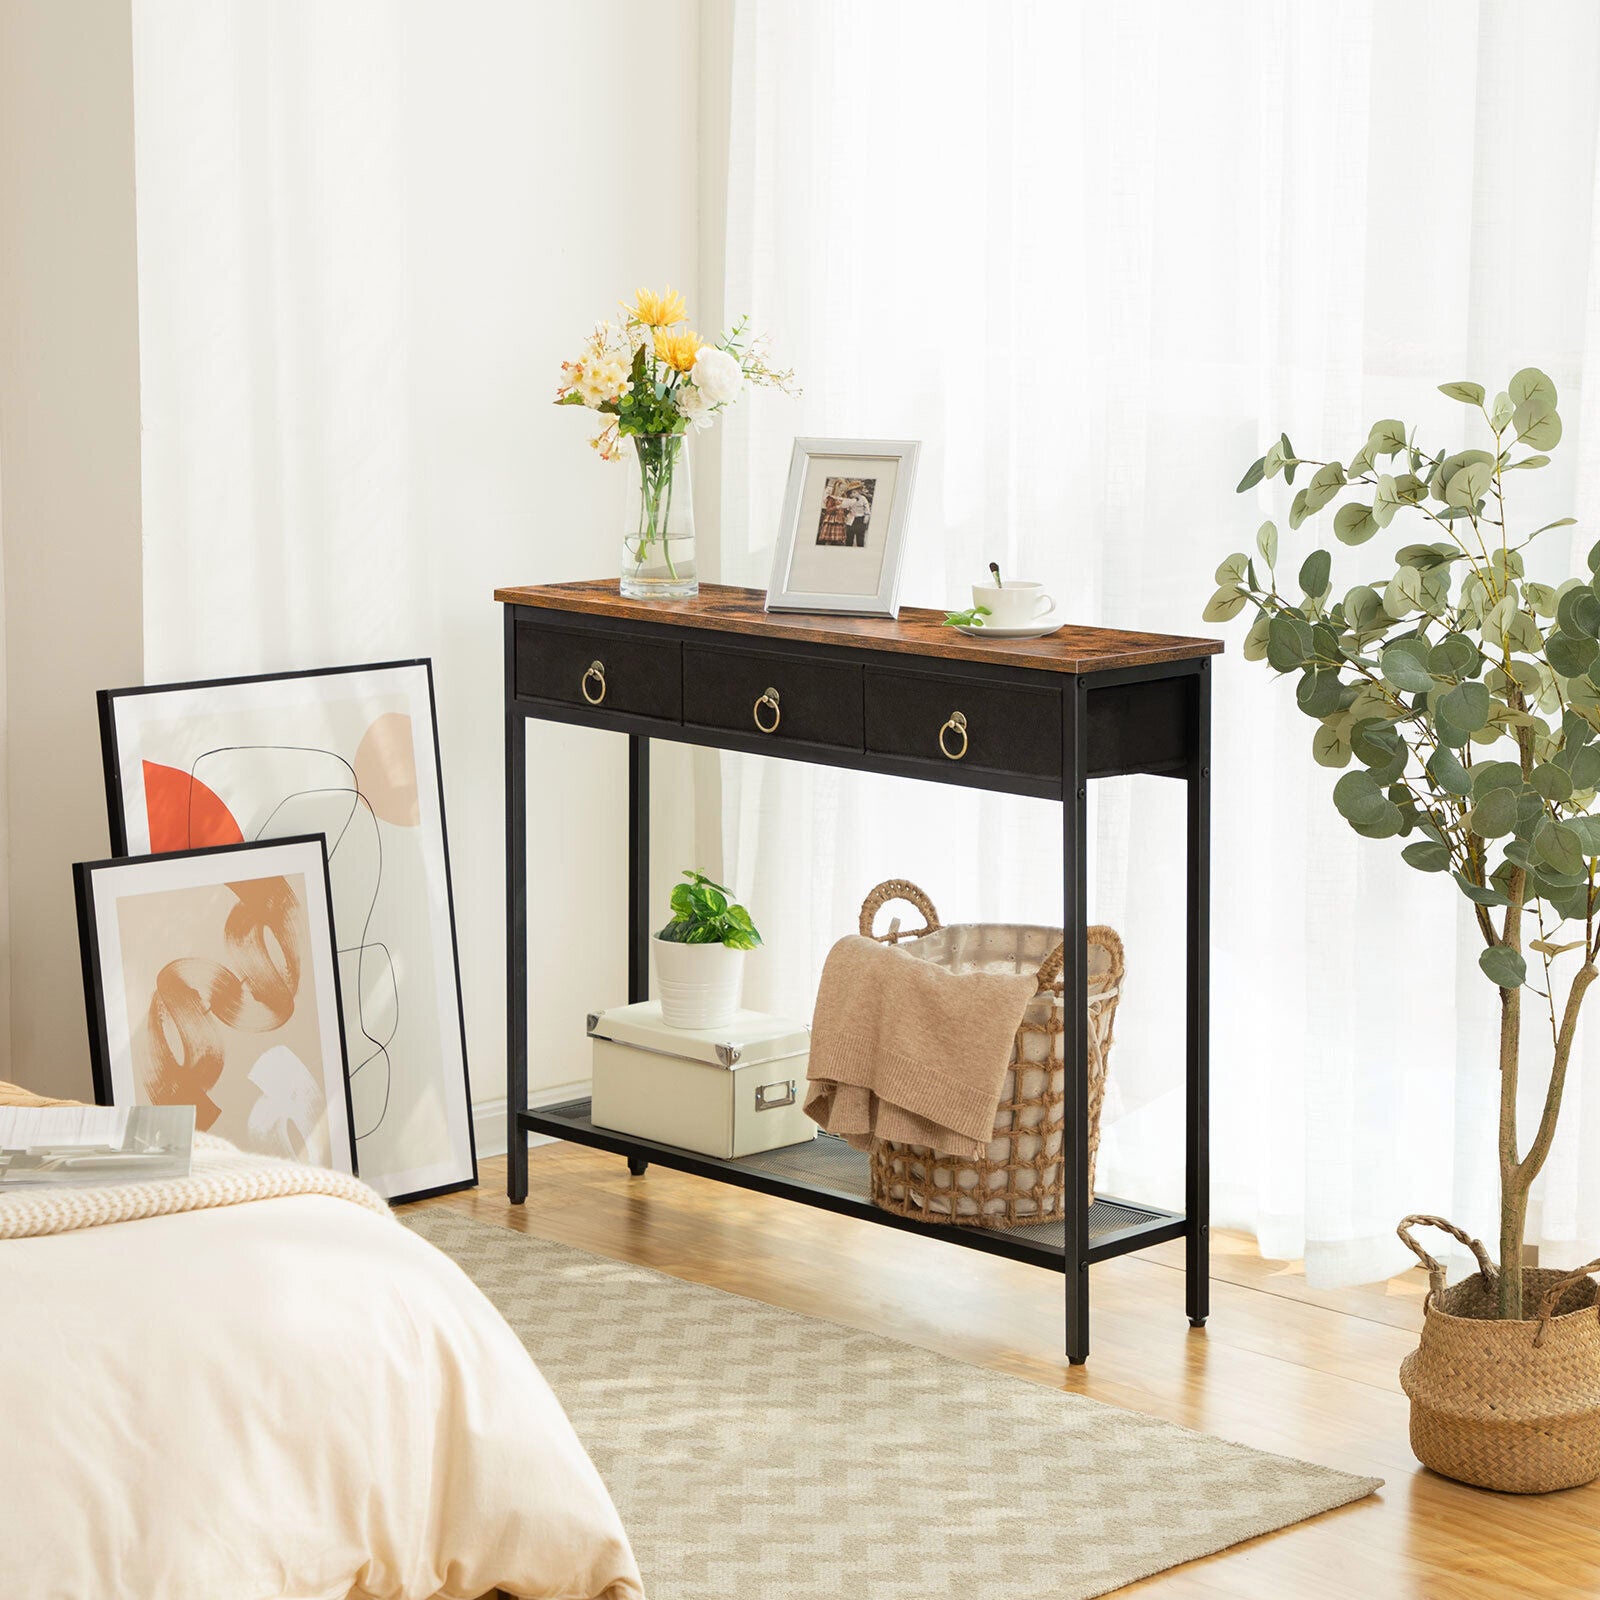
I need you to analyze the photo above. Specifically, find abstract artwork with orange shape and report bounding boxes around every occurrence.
[143,760,244,852]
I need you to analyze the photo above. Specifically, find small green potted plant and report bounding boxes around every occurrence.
[652,869,763,1030]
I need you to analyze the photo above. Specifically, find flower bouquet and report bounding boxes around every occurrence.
[557,287,793,598]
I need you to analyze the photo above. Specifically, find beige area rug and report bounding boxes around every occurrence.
[405,1210,1380,1600]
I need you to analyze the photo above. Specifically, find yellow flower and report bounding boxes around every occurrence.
[629,286,688,328]
[654,329,704,373]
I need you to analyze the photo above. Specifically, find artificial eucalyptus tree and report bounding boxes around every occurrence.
[1207,368,1591,1320]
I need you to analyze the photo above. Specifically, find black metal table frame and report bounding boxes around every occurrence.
[503,603,1211,1365]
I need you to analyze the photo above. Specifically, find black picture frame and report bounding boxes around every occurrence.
[97,659,476,1204]
[74,834,358,1175]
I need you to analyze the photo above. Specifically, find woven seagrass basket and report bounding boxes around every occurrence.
[1397,1214,1600,1493]
[859,879,1124,1229]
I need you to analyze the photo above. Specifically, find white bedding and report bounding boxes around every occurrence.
[1,1195,644,1600]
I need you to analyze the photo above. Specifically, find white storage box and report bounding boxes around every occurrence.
[588,1002,816,1160]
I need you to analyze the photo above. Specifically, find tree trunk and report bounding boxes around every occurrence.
[1498,960,1600,1319]
[1497,877,1526,1320]
[1498,981,1525,1320]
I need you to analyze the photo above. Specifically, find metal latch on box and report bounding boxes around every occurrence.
[755,1080,797,1110]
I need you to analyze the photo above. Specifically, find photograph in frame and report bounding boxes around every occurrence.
[75,836,355,1175]
[765,438,920,617]
[98,661,475,1203]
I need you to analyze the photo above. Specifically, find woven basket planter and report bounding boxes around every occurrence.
[1397,1214,1600,1493]
[858,879,1124,1230]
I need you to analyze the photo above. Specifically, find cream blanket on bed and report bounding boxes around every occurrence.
[0,1130,390,1238]
[0,1081,645,1600]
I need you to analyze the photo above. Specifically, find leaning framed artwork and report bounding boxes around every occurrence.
[75,836,356,1173]
[764,437,920,617]
[98,661,475,1202]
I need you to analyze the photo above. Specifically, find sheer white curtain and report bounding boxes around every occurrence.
[131,0,702,1118]
[715,0,1600,1283]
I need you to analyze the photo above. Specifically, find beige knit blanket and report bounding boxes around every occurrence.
[0,1079,388,1240]
[804,935,1038,1159]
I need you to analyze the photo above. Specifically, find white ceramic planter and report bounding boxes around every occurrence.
[651,936,747,1030]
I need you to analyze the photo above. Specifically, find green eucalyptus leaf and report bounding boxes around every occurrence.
[1524,582,1559,619]
[1334,502,1380,545]
[1402,840,1451,872]
[1548,631,1598,678]
[1468,788,1519,837]
[1350,801,1404,840]
[1332,768,1385,824]
[1504,454,1551,471]
[1312,720,1353,768]
[1531,762,1575,803]
[1439,380,1486,405]
[1203,585,1248,623]
[1267,615,1309,673]
[1529,517,1578,539]
[1236,456,1266,493]
[1558,586,1600,638]
[1379,643,1434,692]
[1214,552,1249,584]
[1571,745,1600,789]
[1479,944,1527,989]
[1428,634,1480,679]
[1503,611,1545,655]
[1296,668,1343,718]
[1342,584,1386,633]
[1242,613,1271,661]
[1368,418,1408,457]
[1438,680,1492,731]
[1428,745,1472,797]
[1299,549,1332,597]
[1256,520,1278,567]
[1446,460,1494,510]
[1566,816,1600,855]
[1535,818,1585,877]
[1455,871,1512,907]
[1516,399,1563,451]
[1490,391,1516,431]
[1510,365,1557,411]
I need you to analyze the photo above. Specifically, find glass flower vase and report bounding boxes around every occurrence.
[621,432,697,599]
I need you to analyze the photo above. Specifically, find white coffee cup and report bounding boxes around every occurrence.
[971,580,1056,628]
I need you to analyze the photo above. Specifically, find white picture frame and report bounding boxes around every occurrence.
[764,437,920,618]
[75,836,356,1175]
[98,661,475,1203]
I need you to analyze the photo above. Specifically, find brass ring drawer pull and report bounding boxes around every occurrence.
[581,660,607,705]
[753,687,781,734]
[939,710,968,761]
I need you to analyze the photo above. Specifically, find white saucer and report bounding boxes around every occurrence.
[954,620,1063,640]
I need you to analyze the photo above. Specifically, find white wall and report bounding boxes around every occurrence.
[0,0,144,1099]
[129,1,703,1150]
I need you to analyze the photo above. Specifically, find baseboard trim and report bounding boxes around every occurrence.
[472,1080,591,1160]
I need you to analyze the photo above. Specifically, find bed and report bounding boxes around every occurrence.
[0,1082,644,1600]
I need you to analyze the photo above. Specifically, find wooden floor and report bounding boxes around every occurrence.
[417,1145,1600,1599]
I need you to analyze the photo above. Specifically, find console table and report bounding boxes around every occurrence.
[499,579,1220,1364]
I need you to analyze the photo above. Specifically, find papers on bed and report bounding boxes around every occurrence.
[0,1105,194,1186]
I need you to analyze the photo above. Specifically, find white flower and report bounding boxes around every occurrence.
[676,382,715,431]
[576,355,631,408]
[691,345,743,406]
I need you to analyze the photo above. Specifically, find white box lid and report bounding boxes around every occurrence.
[588,1001,810,1068]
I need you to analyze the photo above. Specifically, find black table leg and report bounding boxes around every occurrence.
[629,735,650,1004]
[505,614,529,1204]
[1063,677,1091,1364]
[1186,660,1212,1327]
[625,736,650,1179]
